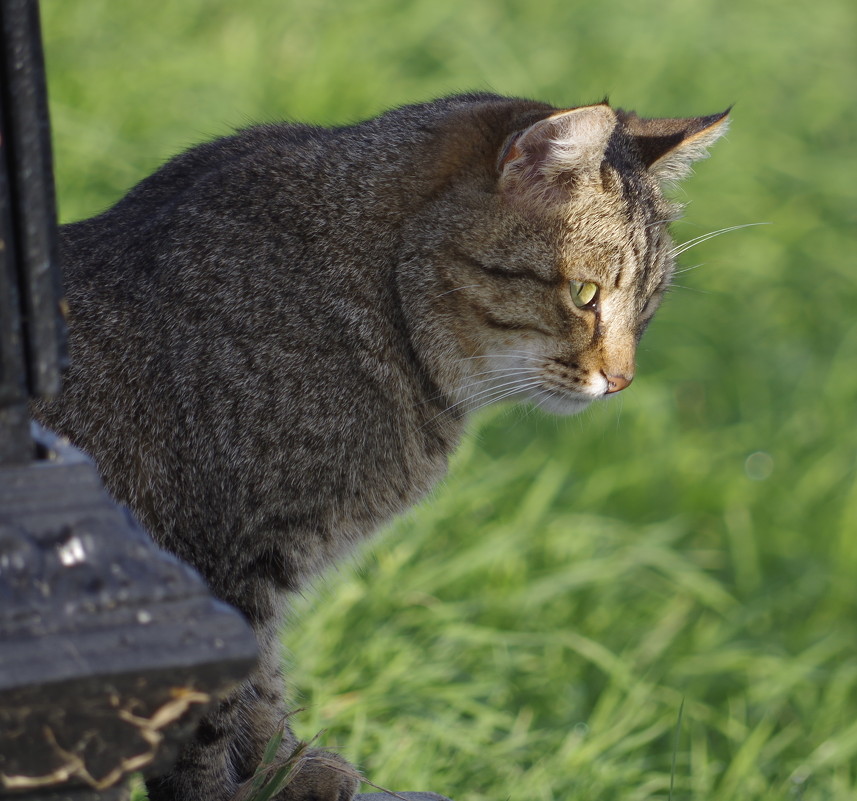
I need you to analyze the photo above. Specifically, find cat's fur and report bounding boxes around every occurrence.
[33,93,728,801]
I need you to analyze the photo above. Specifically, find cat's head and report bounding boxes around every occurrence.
[410,98,729,417]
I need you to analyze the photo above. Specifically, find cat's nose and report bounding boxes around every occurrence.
[604,373,633,394]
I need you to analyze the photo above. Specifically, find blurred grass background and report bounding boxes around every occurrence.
[40,0,857,798]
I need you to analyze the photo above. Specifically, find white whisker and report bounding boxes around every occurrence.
[646,215,682,229]
[502,350,550,364]
[613,393,624,429]
[673,262,705,275]
[670,222,769,258]
[420,377,543,429]
[416,365,542,409]
[452,368,542,394]
[504,349,546,357]
[433,284,481,299]
[528,388,554,415]
[461,366,542,380]
[669,283,709,294]
[454,375,544,406]
[466,380,545,416]
[455,351,545,366]
[456,354,530,362]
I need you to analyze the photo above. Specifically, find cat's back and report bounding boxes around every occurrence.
[61,92,545,287]
[61,121,336,285]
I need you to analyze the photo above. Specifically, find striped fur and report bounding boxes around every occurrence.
[34,93,727,801]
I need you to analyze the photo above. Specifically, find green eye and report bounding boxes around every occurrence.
[570,280,599,308]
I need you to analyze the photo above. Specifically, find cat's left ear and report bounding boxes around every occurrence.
[620,109,731,183]
[498,104,617,200]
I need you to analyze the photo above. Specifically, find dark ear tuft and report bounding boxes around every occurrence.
[619,108,731,183]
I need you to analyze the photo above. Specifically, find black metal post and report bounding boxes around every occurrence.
[0,3,258,800]
[0,0,63,462]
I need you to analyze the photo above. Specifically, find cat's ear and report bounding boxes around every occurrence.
[498,104,616,199]
[621,109,730,183]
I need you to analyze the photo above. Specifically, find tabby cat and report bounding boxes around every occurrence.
[34,93,728,801]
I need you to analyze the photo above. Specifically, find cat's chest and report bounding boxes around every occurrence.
[314,397,458,534]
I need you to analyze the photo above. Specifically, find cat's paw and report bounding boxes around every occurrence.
[276,749,360,801]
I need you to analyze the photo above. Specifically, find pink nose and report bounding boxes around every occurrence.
[604,373,633,394]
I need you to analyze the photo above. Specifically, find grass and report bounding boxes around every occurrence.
[41,0,857,798]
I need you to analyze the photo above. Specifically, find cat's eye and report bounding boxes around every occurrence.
[570,280,599,309]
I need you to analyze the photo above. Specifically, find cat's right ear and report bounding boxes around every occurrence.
[621,109,731,184]
[498,104,616,201]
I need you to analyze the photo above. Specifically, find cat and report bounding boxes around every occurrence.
[33,92,728,801]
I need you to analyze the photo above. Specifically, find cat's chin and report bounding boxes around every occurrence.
[531,391,594,417]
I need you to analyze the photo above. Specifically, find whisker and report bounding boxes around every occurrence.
[456,354,533,362]
[528,387,554,415]
[502,350,550,363]
[524,384,561,417]
[504,349,545,356]
[455,352,545,365]
[454,375,544,405]
[421,377,543,429]
[433,284,481,299]
[613,393,624,430]
[672,223,760,250]
[670,222,769,258]
[460,366,542,380]
[673,262,705,276]
[668,283,710,294]
[415,366,542,409]
[451,369,542,396]
[466,380,545,416]
[673,223,757,250]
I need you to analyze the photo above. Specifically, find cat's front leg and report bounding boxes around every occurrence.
[146,672,359,801]
[272,748,360,801]
[146,599,359,801]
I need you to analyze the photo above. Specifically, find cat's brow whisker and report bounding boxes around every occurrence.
[433,284,482,299]
[668,282,709,294]
[673,223,764,250]
[670,222,769,257]
[673,262,705,276]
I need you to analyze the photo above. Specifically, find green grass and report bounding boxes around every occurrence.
[41,0,857,798]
